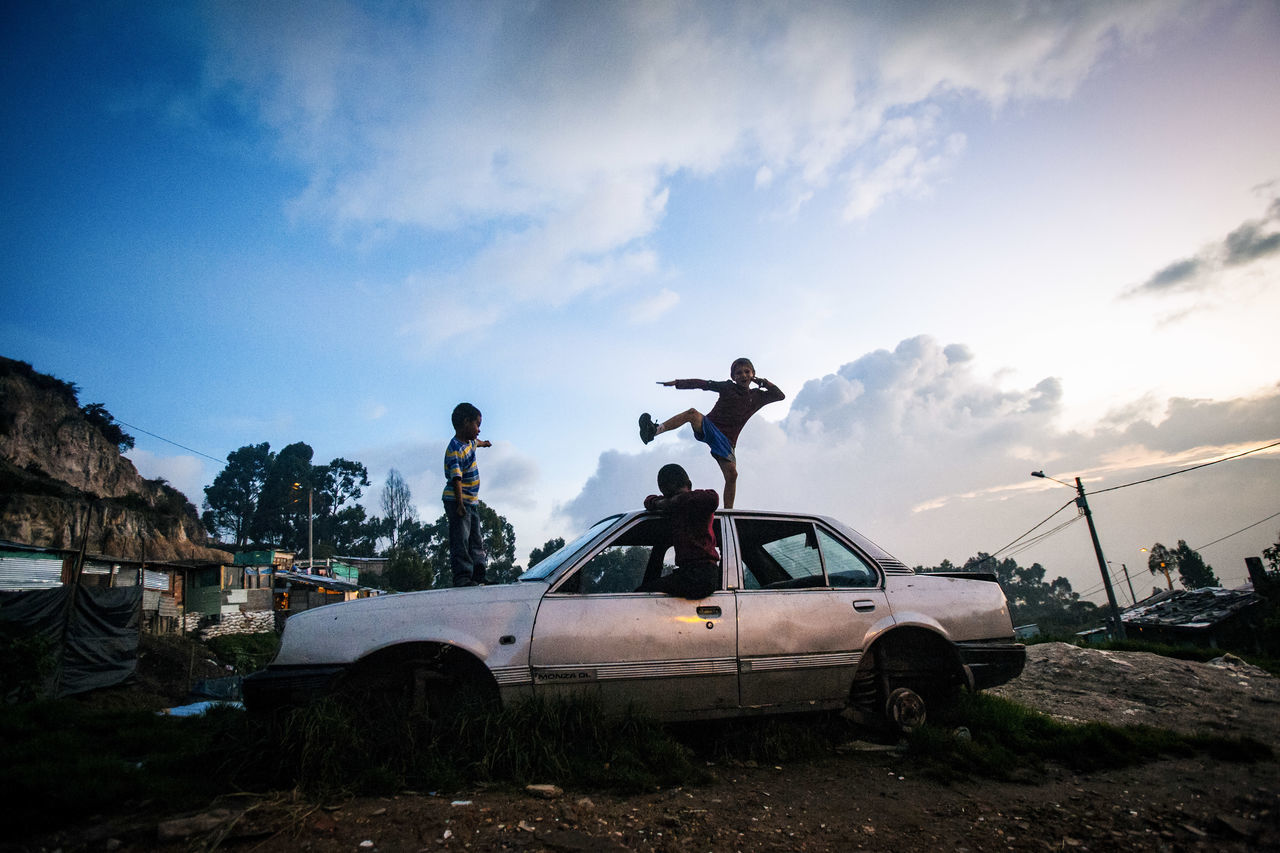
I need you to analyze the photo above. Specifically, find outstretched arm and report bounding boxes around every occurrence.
[658,379,715,390]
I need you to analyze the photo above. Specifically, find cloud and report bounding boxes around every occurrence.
[200,1,1199,334]
[628,288,680,324]
[125,451,210,508]
[559,336,1280,596]
[1130,195,1280,296]
[357,438,542,520]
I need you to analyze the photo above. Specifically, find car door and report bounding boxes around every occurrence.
[732,516,892,709]
[528,515,739,719]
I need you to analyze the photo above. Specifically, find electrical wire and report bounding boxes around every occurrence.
[1192,509,1280,552]
[966,438,1279,581]
[1088,438,1280,495]
[964,497,1076,570]
[114,419,225,465]
[1003,515,1084,562]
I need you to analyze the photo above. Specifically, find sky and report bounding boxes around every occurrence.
[3,0,1279,605]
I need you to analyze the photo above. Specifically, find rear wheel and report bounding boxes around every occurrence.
[848,635,963,734]
[884,686,927,733]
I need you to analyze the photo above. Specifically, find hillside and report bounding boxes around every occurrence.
[0,357,229,563]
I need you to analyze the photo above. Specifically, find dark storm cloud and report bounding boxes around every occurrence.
[1130,196,1280,296]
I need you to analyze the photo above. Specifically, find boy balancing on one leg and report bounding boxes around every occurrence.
[638,357,784,509]
[637,463,720,599]
[442,402,492,587]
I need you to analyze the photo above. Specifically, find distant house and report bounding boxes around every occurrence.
[0,538,223,635]
[205,549,380,626]
[1120,586,1265,651]
[0,540,67,590]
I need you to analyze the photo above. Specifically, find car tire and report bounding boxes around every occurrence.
[338,654,494,723]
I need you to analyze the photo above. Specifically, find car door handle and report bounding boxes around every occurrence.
[852,600,877,613]
[696,606,722,618]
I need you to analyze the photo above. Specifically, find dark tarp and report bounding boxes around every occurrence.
[0,585,141,697]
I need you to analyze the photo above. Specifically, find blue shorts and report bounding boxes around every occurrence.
[695,417,736,463]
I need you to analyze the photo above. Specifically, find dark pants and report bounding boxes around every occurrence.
[444,499,487,586]
[636,561,719,599]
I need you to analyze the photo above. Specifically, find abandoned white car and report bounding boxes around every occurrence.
[243,509,1024,730]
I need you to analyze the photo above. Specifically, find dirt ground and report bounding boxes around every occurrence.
[28,643,1280,852]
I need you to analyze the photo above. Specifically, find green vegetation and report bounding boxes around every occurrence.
[3,684,1268,841]
[202,445,524,590]
[906,691,1269,782]
[917,555,1101,635]
[1,701,241,837]
[204,633,280,674]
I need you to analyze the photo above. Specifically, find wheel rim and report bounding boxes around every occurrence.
[885,686,926,733]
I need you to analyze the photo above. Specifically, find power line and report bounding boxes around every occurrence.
[1003,515,1084,562]
[969,438,1280,577]
[1193,509,1280,552]
[115,419,226,465]
[1090,439,1280,496]
[964,498,1076,570]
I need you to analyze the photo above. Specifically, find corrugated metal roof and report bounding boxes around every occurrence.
[0,553,64,589]
[1121,586,1261,627]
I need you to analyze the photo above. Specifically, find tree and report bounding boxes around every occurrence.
[384,546,434,591]
[313,457,372,553]
[424,501,519,586]
[1146,542,1175,590]
[252,442,315,548]
[81,402,134,452]
[918,553,1100,635]
[202,443,273,545]
[1173,540,1219,589]
[380,469,415,550]
[1263,529,1280,575]
[529,537,566,568]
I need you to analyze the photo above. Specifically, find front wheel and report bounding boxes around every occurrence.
[337,653,495,724]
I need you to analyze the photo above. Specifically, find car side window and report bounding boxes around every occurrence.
[818,528,879,588]
[569,544,658,593]
[557,517,706,595]
[735,519,825,589]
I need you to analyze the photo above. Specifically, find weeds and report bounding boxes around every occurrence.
[906,691,1271,782]
[204,632,280,674]
[221,693,706,799]
[3,686,1271,840]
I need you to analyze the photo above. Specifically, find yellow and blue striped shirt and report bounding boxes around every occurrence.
[442,437,480,504]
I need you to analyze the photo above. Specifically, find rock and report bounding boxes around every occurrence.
[526,783,563,799]
[1212,814,1262,839]
[156,809,238,841]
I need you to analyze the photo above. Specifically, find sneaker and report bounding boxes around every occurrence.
[638,413,657,444]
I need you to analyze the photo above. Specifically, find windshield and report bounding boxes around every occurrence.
[518,515,623,581]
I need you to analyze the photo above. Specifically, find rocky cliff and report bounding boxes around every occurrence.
[0,357,230,563]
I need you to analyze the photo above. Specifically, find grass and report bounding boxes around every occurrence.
[0,699,239,837]
[204,632,280,674]
[904,691,1272,782]
[3,686,1271,840]
[214,692,711,800]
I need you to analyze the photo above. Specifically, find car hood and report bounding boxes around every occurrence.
[271,582,547,667]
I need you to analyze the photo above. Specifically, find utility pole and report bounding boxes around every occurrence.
[1121,563,1136,605]
[1075,477,1127,641]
